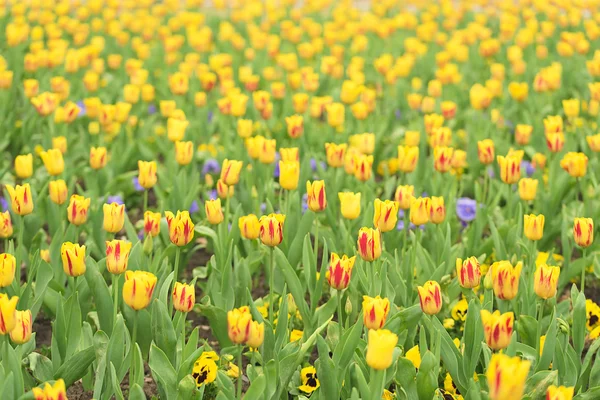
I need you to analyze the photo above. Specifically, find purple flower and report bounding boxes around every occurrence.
[456,197,477,222]
[132,177,144,192]
[148,104,157,115]
[76,100,86,116]
[208,190,218,200]
[487,167,495,179]
[301,193,308,214]
[202,159,220,175]
[274,162,280,178]
[0,197,7,211]
[189,200,199,213]
[521,161,535,176]
[395,109,402,120]
[107,195,124,205]
[260,203,267,213]
[310,158,326,173]
[137,230,144,240]
[208,111,214,123]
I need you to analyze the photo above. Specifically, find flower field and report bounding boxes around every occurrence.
[1,0,600,399]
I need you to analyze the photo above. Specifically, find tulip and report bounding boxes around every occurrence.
[429,127,452,148]
[258,139,277,164]
[123,270,157,310]
[350,133,375,155]
[258,214,285,246]
[173,282,195,313]
[508,82,528,101]
[280,148,299,162]
[0,211,13,238]
[220,159,243,186]
[433,146,454,173]
[395,185,414,210]
[497,154,521,184]
[293,93,309,113]
[90,146,108,170]
[545,132,565,153]
[40,250,50,263]
[326,253,356,290]
[205,199,224,225]
[106,240,132,275]
[456,257,481,289]
[477,139,495,165]
[417,281,442,315]
[410,197,430,226]
[15,154,33,179]
[40,148,64,176]
[0,254,16,288]
[325,143,347,167]
[338,192,361,220]
[451,150,467,169]
[518,178,538,201]
[279,161,300,190]
[9,309,32,344]
[357,227,382,262]
[486,354,531,400]
[587,134,600,152]
[405,131,420,147]
[373,199,398,232]
[48,180,68,205]
[362,296,390,329]
[480,310,514,350]
[285,115,304,139]
[138,161,157,189]
[515,124,533,145]
[326,102,345,128]
[245,136,264,160]
[144,211,161,237]
[246,320,265,348]
[33,379,68,400]
[441,101,457,119]
[424,114,444,135]
[560,152,588,178]
[6,184,34,216]
[61,242,86,277]
[238,214,260,240]
[175,141,194,166]
[165,211,195,246]
[167,118,189,142]
[0,294,18,334]
[397,145,419,173]
[216,179,234,199]
[546,386,574,400]
[524,214,544,241]
[573,218,593,248]
[490,260,523,300]
[534,264,560,299]
[353,154,374,181]
[227,306,252,344]
[563,99,580,118]
[103,203,126,233]
[429,197,446,224]
[237,119,253,138]
[366,329,398,370]
[306,180,327,212]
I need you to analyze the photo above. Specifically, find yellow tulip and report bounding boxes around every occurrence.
[0,253,16,288]
[9,309,32,344]
[165,211,195,246]
[357,227,382,262]
[338,192,361,220]
[362,296,390,330]
[122,270,157,310]
[279,161,300,191]
[573,218,593,248]
[258,214,285,246]
[366,329,398,370]
[14,154,33,179]
[138,161,158,189]
[103,203,126,233]
[373,199,398,232]
[105,240,132,275]
[60,242,86,277]
[410,197,430,226]
[205,199,224,225]
[524,214,544,241]
[480,310,514,350]
[486,354,530,400]
[172,282,195,313]
[417,281,442,315]
[0,294,18,334]
[238,214,260,240]
[5,184,34,216]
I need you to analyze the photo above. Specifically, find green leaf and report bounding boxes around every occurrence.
[274,247,313,332]
[152,299,178,365]
[84,258,114,334]
[244,374,266,400]
[524,370,557,399]
[107,315,127,382]
[28,353,54,383]
[573,293,586,358]
[149,343,178,400]
[54,346,96,387]
[128,384,147,400]
[197,304,232,348]
[3,340,24,398]
[316,335,338,399]
[177,374,197,400]
[109,363,125,400]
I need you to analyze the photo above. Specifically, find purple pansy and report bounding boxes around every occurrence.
[132,177,144,192]
[107,195,124,205]
[521,160,535,176]
[76,100,86,116]
[0,197,7,211]
[202,159,221,175]
[148,104,157,115]
[189,200,199,213]
[208,190,218,200]
[456,197,477,222]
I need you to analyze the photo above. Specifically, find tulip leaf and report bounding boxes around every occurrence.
[315,335,339,399]
[109,362,125,400]
[524,370,557,399]
[197,304,232,348]
[152,299,178,365]
[2,339,24,398]
[573,292,586,358]
[244,374,266,400]
[537,307,557,372]
[288,211,316,268]
[84,258,114,335]
[416,351,438,400]
[149,343,178,400]
[216,370,236,400]
[462,299,483,380]
[28,353,54,383]
[54,345,96,387]
[128,383,147,400]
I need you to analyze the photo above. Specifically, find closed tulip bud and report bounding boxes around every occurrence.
[433,146,454,173]
[247,320,265,348]
[237,119,253,138]
[545,132,565,153]
[587,134,600,152]
[175,141,194,166]
[366,329,398,370]
[60,242,86,277]
[395,185,414,210]
[326,253,356,290]
[326,102,345,128]
[560,152,588,177]
[497,155,521,184]
[357,227,382,262]
[46,180,68,206]
[14,154,33,179]
[123,270,157,310]
[456,257,481,289]
[573,217,594,248]
[138,161,157,189]
[518,178,538,201]
[325,143,347,167]
[546,385,574,400]
[167,118,189,142]
[106,240,132,275]
[39,148,64,176]
[405,131,421,146]
[90,146,108,169]
[362,296,390,329]
[227,306,252,344]
[52,136,68,154]
[9,309,32,344]
[165,211,195,246]
[306,180,327,212]
[486,354,531,400]
[534,264,560,299]
[0,211,13,238]
[353,154,374,182]
[410,197,430,226]
[220,159,243,185]
[239,214,260,240]
[259,139,277,164]
[172,282,195,313]
[103,203,126,233]
[5,184,34,216]
[524,214,544,241]
[491,260,523,300]
[429,197,446,224]
[480,310,514,350]
[417,280,442,315]
[279,161,300,190]
[397,145,419,173]
[280,148,299,163]
[259,214,285,246]
[216,179,234,199]
[441,101,457,119]
[429,127,452,148]
[373,199,398,232]
[477,139,495,164]
[205,199,224,225]
[285,115,304,139]
[532,153,547,170]
[0,254,16,288]
[0,294,18,334]
[338,192,361,220]
[515,124,533,145]
[144,211,161,237]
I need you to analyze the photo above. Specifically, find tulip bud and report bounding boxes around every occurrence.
[138,160,157,189]
[246,320,265,348]
[394,185,414,210]
[90,146,108,169]
[545,132,565,153]
[456,257,481,289]
[144,211,161,237]
[523,214,544,241]
[326,253,356,290]
[103,203,126,233]
[106,240,132,275]
[220,159,243,185]
[546,385,574,400]
[0,253,16,288]
[357,227,382,262]
[61,242,86,277]
[165,211,195,246]
[417,280,442,315]
[238,214,260,240]
[373,199,398,232]
[366,329,398,370]
[14,154,33,179]
[362,295,390,329]
[173,282,195,313]
[518,178,538,201]
[477,139,495,165]
[279,161,300,191]
[480,310,514,350]
[123,270,157,310]
[433,146,454,173]
[258,214,285,246]
[0,212,13,239]
[560,152,588,178]
[573,217,594,248]
[410,197,430,226]
[306,180,327,212]
[352,154,374,182]
[397,145,419,173]
[325,143,347,167]
[227,306,252,344]
[285,115,304,139]
[429,196,446,224]
[205,199,224,225]
[216,179,234,199]
[0,293,18,334]
[497,154,521,184]
[486,354,531,400]
[345,297,353,314]
[49,180,68,205]
[534,264,560,299]
[515,124,532,145]
[40,148,64,176]
[490,260,522,300]
[483,268,494,289]
[175,141,194,166]
[5,184,34,216]
[10,310,32,344]
[143,235,154,255]
[338,192,361,220]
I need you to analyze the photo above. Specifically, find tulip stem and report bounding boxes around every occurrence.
[337,290,344,327]
[369,369,385,400]
[237,345,243,400]
[582,248,588,294]
[143,189,148,216]
[130,313,139,383]
[18,215,25,280]
[534,300,544,361]
[269,247,275,327]
[314,217,320,271]
[172,248,181,313]
[402,211,409,250]
[112,274,119,323]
